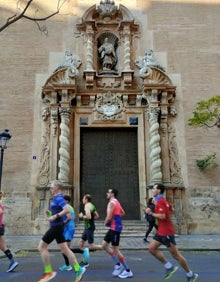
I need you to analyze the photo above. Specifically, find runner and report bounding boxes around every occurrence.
[102,189,133,279]
[146,183,198,282]
[71,194,102,267]
[37,180,86,282]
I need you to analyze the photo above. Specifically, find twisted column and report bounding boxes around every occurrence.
[86,27,94,71]
[149,106,162,183]
[58,107,71,183]
[123,31,131,71]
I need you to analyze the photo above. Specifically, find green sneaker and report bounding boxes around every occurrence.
[164,266,178,280]
[74,266,86,282]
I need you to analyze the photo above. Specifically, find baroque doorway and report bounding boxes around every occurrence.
[80,127,139,219]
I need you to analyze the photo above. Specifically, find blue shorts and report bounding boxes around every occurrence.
[64,227,75,241]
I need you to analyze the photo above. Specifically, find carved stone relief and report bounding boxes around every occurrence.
[94,91,125,120]
[168,123,184,185]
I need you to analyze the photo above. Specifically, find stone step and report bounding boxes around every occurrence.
[74,220,147,238]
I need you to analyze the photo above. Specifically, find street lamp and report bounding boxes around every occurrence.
[0,129,12,192]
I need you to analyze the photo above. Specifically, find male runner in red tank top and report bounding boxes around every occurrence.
[102,189,133,279]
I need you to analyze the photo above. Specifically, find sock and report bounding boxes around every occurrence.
[45,264,53,274]
[119,257,129,271]
[63,254,70,266]
[164,262,172,269]
[73,263,80,272]
[186,271,193,277]
[109,252,120,264]
[4,249,14,263]
[71,248,84,254]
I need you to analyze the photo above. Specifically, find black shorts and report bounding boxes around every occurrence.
[153,234,176,248]
[104,229,121,246]
[81,229,95,244]
[0,225,5,236]
[42,224,65,245]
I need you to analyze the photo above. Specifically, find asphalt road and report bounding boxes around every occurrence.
[0,250,219,282]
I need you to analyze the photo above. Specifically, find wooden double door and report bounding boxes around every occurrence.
[80,127,140,219]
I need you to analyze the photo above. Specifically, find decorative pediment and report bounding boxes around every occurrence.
[43,67,76,88]
[141,67,172,85]
[78,1,135,24]
[42,66,78,104]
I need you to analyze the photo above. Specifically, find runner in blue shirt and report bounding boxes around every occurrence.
[37,180,85,282]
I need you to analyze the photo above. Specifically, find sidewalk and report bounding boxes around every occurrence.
[4,234,220,254]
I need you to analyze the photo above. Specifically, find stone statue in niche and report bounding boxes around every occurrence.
[98,37,117,73]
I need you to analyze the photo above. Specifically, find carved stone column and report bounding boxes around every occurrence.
[123,26,131,71]
[38,91,59,185]
[38,103,50,186]
[58,105,71,184]
[85,26,94,71]
[148,90,162,184]
[160,91,171,184]
[50,104,59,180]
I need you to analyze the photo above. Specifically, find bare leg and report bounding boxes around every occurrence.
[148,239,168,264]
[102,240,112,255]
[59,242,79,265]
[168,244,191,272]
[38,240,51,266]
[0,236,7,252]
[149,239,191,272]
[89,242,103,251]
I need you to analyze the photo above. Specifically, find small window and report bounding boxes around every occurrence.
[129,117,138,125]
[80,117,88,125]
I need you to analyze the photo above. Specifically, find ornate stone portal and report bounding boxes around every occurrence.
[35,1,187,234]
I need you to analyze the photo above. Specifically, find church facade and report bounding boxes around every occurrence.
[0,0,219,235]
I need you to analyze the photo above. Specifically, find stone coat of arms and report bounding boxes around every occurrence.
[94,91,125,120]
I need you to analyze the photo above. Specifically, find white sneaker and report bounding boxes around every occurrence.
[112,264,124,276]
[118,270,134,279]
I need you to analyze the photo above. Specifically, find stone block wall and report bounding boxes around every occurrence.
[0,0,219,234]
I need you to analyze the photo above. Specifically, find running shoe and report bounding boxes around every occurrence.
[38,271,57,282]
[79,261,89,267]
[112,264,124,276]
[83,247,90,262]
[74,266,86,282]
[187,273,199,282]
[59,264,73,271]
[118,269,134,278]
[6,261,19,272]
[164,266,178,280]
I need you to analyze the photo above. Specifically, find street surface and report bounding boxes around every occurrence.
[0,250,219,282]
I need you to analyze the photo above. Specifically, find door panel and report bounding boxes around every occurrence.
[80,128,139,219]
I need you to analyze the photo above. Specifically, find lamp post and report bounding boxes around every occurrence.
[0,129,12,192]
